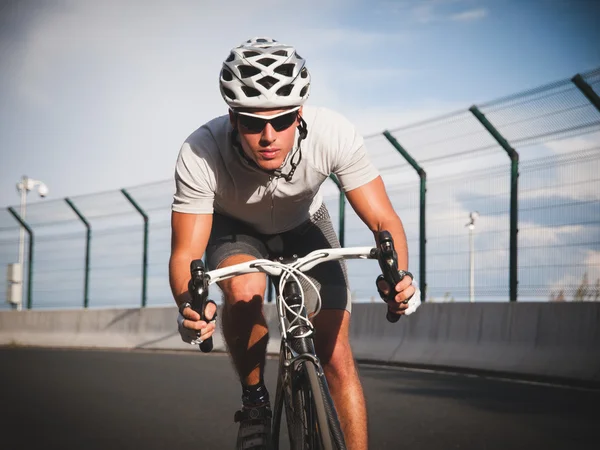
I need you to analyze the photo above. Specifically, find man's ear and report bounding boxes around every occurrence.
[228,109,237,129]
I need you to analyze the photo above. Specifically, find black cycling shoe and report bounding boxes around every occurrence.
[234,403,273,450]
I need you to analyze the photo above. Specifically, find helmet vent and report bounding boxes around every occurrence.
[257,57,276,67]
[276,85,294,96]
[241,86,261,97]
[220,38,310,108]
[256,76,279,89]
[238,65,261,78]
[221,69,233,81]
[274,64,294,77]
[222,87,236,100]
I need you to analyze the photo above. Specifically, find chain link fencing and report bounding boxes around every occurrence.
[2,68,599,309]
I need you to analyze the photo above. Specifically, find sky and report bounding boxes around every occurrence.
[0,0,599,309]
[1,0,599,208]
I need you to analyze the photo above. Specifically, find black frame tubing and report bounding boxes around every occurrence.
[271,281,346,450]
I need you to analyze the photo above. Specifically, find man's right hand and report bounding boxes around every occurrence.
[177,301,218,345]
[376,273,421,317]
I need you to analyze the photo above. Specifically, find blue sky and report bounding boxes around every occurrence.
[1,0,599,208]
[0,0,599,309]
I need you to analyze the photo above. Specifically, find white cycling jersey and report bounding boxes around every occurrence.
[172,105,379,234]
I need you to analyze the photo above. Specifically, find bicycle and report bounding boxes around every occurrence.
[187,230,405,450]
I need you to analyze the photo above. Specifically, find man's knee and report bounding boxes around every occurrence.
[223,274,266,304]
[218,255,267,305]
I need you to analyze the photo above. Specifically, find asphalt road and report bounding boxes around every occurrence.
[0,347,597,450]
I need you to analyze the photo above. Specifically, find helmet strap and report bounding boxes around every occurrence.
[274,115,307,182]
[231,115,308,182]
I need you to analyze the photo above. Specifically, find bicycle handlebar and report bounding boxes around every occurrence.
[187,231,407,352]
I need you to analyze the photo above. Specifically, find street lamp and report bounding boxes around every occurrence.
[12,176,48,310]
[466,211,479,303]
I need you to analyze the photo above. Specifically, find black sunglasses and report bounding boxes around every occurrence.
[236,108,299,134]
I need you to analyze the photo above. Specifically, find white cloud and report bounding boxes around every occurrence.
[449,8,487,22]
[347,100,466,136]
[543,132,600,155]
[410,1,487,24]
[517,133,600,202]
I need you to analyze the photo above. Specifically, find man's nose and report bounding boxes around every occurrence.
[260,123,276,144]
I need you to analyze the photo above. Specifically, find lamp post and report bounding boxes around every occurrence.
[14,176,48,311]
[466,211,479,303]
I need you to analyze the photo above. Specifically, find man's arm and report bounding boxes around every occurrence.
[345,176,407,268]
[169,211,213,308]
[170,210,218,343]
[345,176,416,314]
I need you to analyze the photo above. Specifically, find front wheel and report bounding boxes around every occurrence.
[287,360,347,450]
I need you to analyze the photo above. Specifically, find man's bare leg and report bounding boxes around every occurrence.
[313,309,368,450]
[219,255,269,387]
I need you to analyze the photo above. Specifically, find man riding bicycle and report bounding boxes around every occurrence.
[169,37,421,450]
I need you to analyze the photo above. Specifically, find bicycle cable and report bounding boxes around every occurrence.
[253,260,321,340]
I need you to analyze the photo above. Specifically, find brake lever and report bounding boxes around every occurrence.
[189,259,214,353]
[377,231,403,323]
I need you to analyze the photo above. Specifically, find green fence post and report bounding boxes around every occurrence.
[382,131,427,301]
[328,174,346,247]
[572,74,600,113]
[469,105,519,302]
[65,198,91,308]
[121,189,148,308]
[7,207,34,309]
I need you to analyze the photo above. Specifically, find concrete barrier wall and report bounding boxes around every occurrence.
[0,305,282,354]
[349,303,600,383]
[1,303,599,384]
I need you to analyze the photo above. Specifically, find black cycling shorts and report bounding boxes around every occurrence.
[206,204,351,313]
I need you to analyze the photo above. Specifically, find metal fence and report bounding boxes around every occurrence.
[2,68,599,310]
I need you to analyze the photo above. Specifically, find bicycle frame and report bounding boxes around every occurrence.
[187,233,403,449]
[197,246,378,450]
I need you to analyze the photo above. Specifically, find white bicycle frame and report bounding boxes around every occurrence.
[203,246,377,341]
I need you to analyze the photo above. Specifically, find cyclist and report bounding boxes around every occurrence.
[169,37,421,450]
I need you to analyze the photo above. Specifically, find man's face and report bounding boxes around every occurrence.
[230,107,302,172]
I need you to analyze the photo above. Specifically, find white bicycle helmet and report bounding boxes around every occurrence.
[219,37,311,110]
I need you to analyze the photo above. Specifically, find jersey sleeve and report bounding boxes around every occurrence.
[172,140,217,214]
[329,110,379,192]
